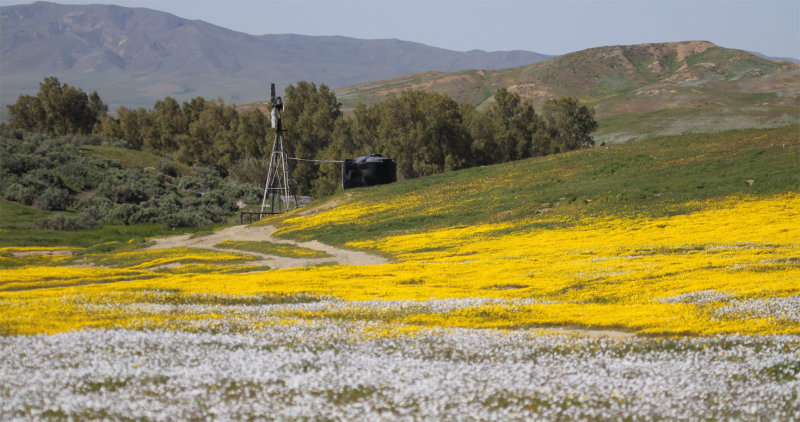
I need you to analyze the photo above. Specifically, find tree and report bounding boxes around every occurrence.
[540,97,597,153]
[147,97,185,153]
[490,88,539,161]
[282,82,342,195]
[181,97,207,126]
[94,114,122,142]
[178,99,240,173]
[468,88,540,164]
[235,109,270,159]
[115,106,151,150]
[352,90,471,180]
[88,91,108,120]
[311,115,367,197]
[5,95,45,133]
[5,77,104,135]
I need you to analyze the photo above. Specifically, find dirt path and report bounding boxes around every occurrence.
[146,224,388,269]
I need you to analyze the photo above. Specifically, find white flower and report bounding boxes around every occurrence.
[1,327,797,420]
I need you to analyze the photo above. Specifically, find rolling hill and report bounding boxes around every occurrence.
[0,1,552,112]
[263,125,800,246]
[337,41,800,144]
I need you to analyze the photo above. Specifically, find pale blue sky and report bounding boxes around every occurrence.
[5,0,799,58]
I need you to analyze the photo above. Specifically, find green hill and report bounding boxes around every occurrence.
[265,125,800,246]
[336,42,800,144]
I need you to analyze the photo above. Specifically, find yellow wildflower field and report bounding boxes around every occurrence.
[1,193,798,336]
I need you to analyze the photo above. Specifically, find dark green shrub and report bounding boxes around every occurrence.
[73,196,115,220]
[191,165,222,189]
[106,204,138,225]
[97,178,150,204]
[4,183,38,205]
[24,168,65,190]
[56,162,106,191]
[35,212,102,230]
[224,181,262,204]
[156,160,179,177]
[60,134,104,146]
[34,214,66,230]
[2,153,42,175]
[33,187,71,211]
[176,176,201,190]
[2,130,261,229]
[65,212,103,229]
[0,169,20,193]
[161,211,214,228]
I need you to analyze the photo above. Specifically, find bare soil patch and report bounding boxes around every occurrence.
[145,224,388,269]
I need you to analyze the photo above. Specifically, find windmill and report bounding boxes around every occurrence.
[260,83,298,214]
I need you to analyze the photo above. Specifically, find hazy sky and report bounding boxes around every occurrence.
[4,0,799,58]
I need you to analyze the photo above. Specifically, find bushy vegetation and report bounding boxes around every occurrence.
[0,131,260,229]
[281,83,597,198]
[4,78,598,200]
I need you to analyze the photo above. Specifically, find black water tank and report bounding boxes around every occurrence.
[342,154,397,190]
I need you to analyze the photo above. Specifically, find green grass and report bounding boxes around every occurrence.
[0,199,222,249]
[214,240,332,259]
[266,126,800,246]
[79,145,193,175]
[595,106,800,143]
[0,199,54,229]
[0,197,247,249]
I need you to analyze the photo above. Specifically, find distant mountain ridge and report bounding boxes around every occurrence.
[0,1,553,110]
[749,51,800,65]
[338,41,798,112]
[335,41,799,143]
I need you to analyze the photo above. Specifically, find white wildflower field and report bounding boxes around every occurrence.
[2,298,799,420]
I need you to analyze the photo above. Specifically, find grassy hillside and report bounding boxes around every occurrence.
[337,42,800,143]
[338,42,798,112]
[593,105,800,144]
[264,125,800,246]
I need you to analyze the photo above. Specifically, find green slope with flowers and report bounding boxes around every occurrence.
[264,126,799,247]
[1,125,798,337]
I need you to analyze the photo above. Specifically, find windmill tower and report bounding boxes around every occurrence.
[260,83,298,214]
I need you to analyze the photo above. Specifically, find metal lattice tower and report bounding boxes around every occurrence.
[260,83,298,214]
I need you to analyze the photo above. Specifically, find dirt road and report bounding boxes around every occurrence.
[146,224,388,269]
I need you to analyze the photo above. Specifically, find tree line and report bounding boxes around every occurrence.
[4,77,597,198]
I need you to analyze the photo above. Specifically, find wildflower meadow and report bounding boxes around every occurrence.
[2,127,799,420]
[2,191,798,419]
